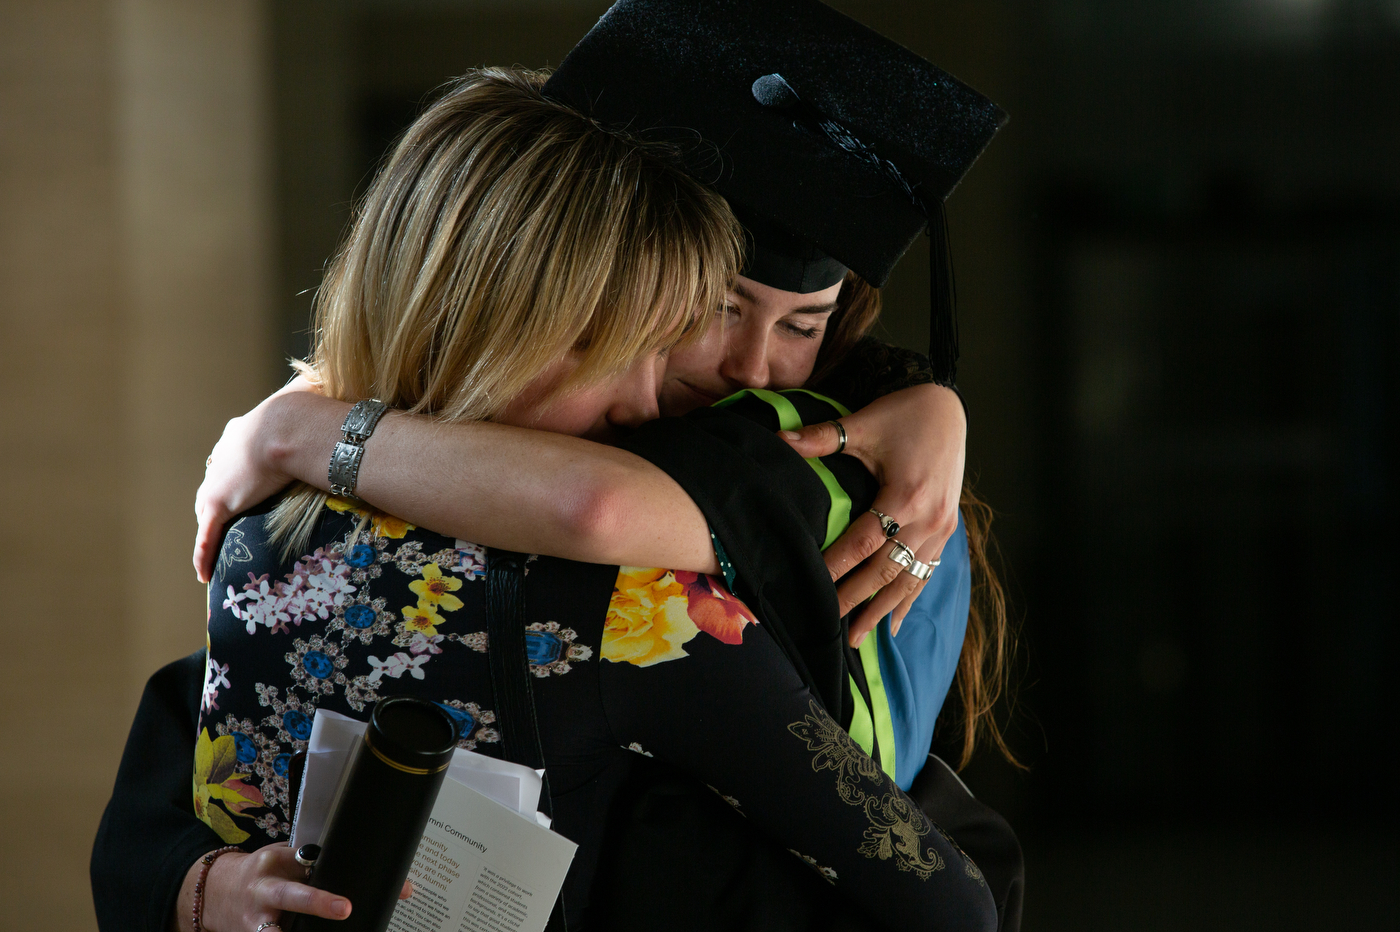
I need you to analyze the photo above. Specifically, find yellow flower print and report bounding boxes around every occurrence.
[401,603,444,637]
[325,496,414,539]
[602,566,699,666]
[192,729,264,844]
[409,563,464,612]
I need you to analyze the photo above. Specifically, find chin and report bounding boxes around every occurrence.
[659,385,703,418]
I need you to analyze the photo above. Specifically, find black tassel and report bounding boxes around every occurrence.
[928,200,959,386]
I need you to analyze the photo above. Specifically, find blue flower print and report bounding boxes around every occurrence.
[344,604,375,629]
[526,631,564,666]
[328,597,390,647]
[523,621,593,677]
[273,753,292,778]
[303,650,334,679]
[285,635,348,695]
[232,731,258,765]
[346,543,377,568]
[253,682,318,753]
[435,702,476,741]
[283,709,312,741]
[436,700,499,751]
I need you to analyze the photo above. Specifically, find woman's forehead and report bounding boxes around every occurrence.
[730,275,841,316]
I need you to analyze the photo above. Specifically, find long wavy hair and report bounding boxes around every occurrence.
[270,67,742,553]
[811,272,1021,770]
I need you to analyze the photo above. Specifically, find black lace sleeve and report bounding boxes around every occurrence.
[811,337,948,412]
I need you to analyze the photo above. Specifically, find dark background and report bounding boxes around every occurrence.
[270,2,1398,928]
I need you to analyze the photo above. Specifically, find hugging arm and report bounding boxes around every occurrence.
[797,339,969,643]
[194,385,719,581]
[196,347,967,625]
[598,582,996,932]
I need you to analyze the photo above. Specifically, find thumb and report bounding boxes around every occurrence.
[778,419,846,458]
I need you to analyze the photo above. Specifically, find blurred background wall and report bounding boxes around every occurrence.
[2,1,1395,929]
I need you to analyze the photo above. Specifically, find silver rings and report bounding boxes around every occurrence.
[826,420,847,455]
[886,539,917,569]
[256,923,282,932]
[869,509,900,538]
[885,539,939,582]
[903,558,935,582]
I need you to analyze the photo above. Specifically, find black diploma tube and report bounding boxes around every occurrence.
[288,697,458,932]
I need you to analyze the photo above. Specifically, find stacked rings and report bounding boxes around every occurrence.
[885,539,938,581]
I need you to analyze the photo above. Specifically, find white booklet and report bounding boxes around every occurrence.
[292,709,577,932]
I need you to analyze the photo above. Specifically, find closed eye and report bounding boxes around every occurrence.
[781,320,823,339]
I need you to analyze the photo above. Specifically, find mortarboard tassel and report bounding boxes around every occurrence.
[928,200,959,386]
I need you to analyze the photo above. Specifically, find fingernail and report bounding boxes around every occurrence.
[778,430,801,440]
[334,899,351,918]
[891,617,903,637]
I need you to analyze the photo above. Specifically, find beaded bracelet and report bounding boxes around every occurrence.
[192,845,242,932]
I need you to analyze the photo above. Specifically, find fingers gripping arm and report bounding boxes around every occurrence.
[781,384,967,645]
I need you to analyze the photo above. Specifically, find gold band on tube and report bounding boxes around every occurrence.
[363,732,450,775]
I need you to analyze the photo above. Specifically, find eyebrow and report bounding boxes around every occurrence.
[731,281,839,316]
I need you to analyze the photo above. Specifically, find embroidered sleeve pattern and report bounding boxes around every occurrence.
[598,572,996,930]
[788,700,946,879]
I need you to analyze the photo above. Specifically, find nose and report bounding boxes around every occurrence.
[605,353,664,430]
[718,322,770,389]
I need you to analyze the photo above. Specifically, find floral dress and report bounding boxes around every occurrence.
[194,493,994,930]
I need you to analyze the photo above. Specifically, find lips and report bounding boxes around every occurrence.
[681,381,724,404]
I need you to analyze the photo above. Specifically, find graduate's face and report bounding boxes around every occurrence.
[659,275,842,417]
[497,351,666,443]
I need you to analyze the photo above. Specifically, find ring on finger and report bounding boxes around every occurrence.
[886,539,917,569]
[869,509,900,538]
[902,558,935,582]
[294,844,320,868]
[256,923,282,932]
[825,420,847,455]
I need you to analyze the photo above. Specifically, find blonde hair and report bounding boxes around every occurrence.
[271,67,742,551]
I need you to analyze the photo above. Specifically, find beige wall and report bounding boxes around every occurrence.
[0,1,277,928]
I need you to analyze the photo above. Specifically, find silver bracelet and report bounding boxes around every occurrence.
[328,399,389,498]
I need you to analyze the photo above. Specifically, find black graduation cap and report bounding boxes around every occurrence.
[544,0,1007,383]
